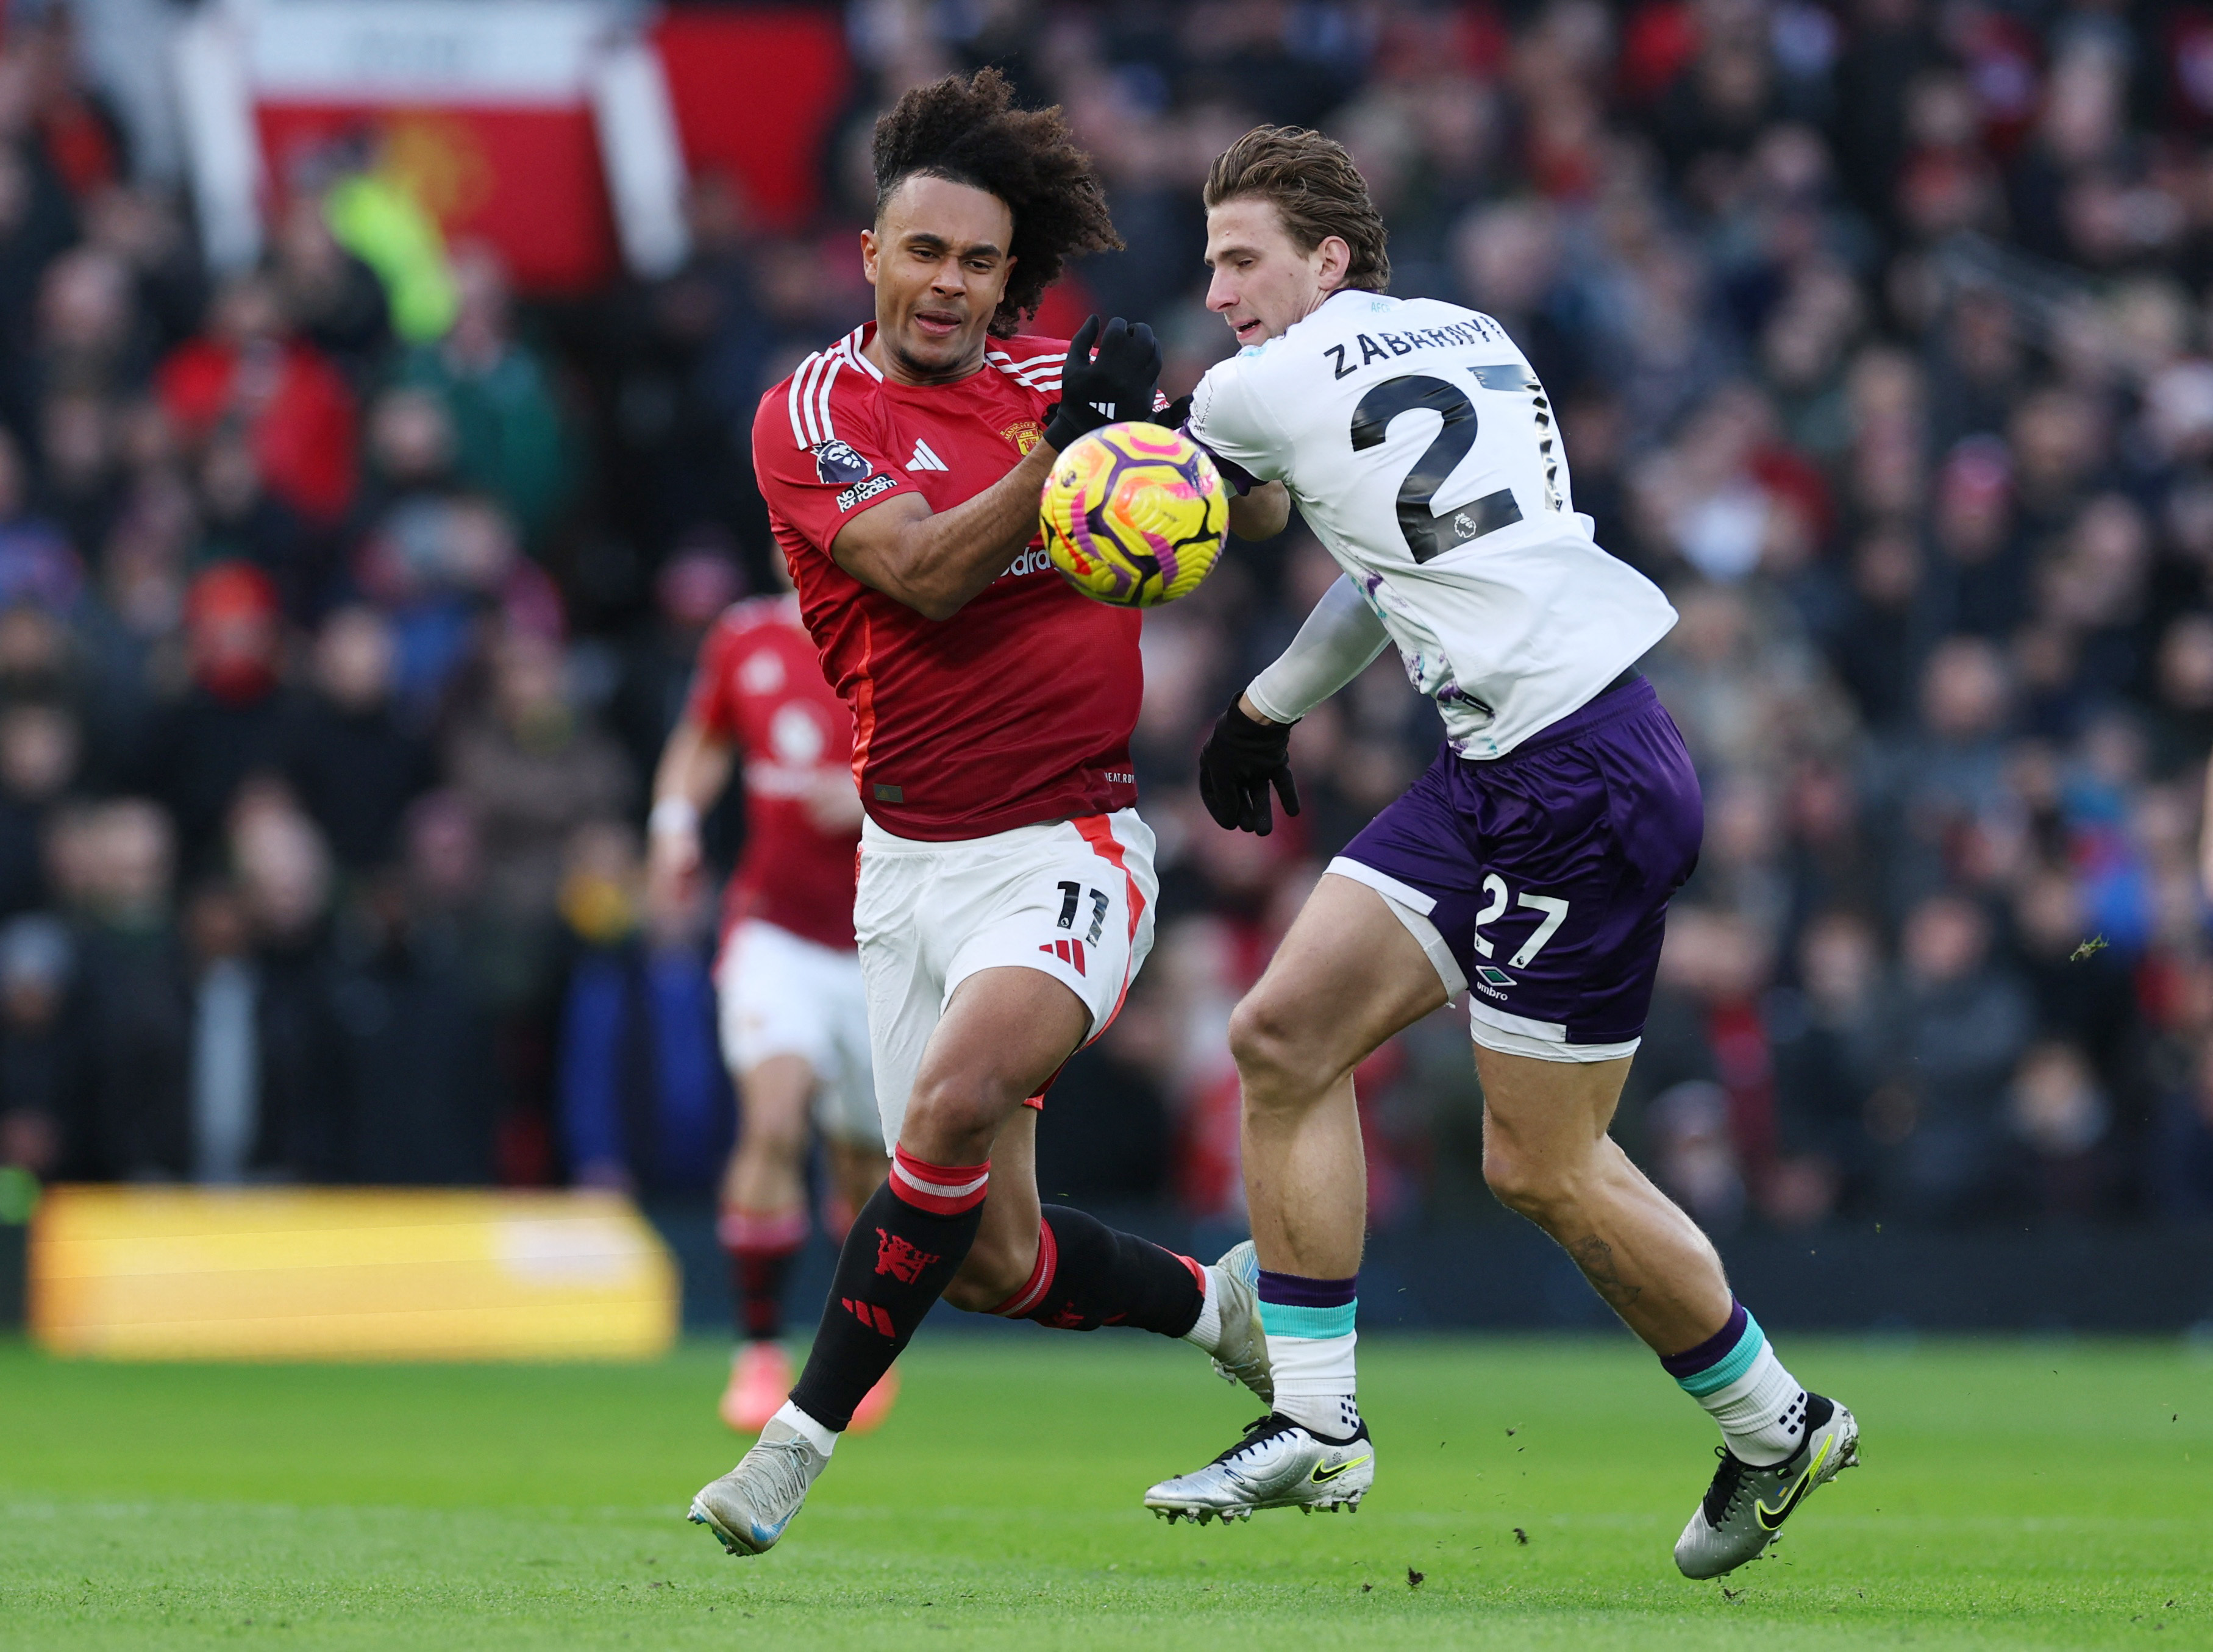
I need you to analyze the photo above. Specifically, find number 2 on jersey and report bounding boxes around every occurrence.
[1349,374,1523,564]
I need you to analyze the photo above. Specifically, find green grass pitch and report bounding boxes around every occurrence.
[0,1331,2206,1649]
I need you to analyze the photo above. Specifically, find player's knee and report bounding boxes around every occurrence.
[1227,992,1313,1100]
[1481,1142,1578,1225]
[901,1070,1016,1161]
[735,1102,807,1165]
[940,1237,1028,1312]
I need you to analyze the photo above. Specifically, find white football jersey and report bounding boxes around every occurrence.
[1188,290,1676,758]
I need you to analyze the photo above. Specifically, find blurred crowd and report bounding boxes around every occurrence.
[5,0,2213,1233]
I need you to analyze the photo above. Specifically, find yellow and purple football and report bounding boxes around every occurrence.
[1039,422,1228,608]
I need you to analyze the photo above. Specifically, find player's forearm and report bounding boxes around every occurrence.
[840,446,1057,620]
[1244,574,1391,724]
[651,719,733,823]
[1228,482,1291,541]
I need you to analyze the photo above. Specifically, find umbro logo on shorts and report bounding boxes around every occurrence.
[1040,939,1088,975]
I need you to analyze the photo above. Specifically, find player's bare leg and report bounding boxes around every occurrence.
[718,1055,816,1433]
[1238,875,1447,1278]
[1147,874,1438,1522]
[1475,1047,1729,1348]
[695,967,1236,1555]
[822,1138,891,1233]
[1475,1046,1858,1575]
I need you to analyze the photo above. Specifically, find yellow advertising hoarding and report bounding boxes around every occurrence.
[29,1187,678,1361]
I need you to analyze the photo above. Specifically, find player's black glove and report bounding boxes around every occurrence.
[1198,700,1300,836]
[1044,315,1163,451]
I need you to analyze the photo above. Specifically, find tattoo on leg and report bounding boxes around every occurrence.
[1569,1234,1643,1309]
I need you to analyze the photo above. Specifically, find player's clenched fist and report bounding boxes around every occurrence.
[1044,315,1163,451]
[1198,700,1300,836]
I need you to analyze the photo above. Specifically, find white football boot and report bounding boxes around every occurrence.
[1674,1392,1859,1578]
[688,1416,830,1556]
[1203,1241,1272,1403]
[1144,1413,1375,1524]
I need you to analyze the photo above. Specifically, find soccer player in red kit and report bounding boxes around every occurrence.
[647,589,898,1436]
[689,70,1268,1558]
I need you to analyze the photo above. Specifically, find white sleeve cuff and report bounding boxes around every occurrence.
[1247,575,1392,724]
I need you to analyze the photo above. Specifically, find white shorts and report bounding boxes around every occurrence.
[855,808,1159,1143]
[714,918,883,1148]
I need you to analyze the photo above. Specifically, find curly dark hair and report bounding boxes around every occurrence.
[871,68,1121,338]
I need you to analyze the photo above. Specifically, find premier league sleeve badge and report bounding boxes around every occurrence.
[813,440,873,485]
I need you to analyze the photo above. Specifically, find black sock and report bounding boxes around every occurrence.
[789,1147,988,1431]
[991,1205,1204,1336]
[718,1206,808,1343]
[730,1245,798,1340]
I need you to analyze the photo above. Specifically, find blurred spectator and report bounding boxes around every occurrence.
[394,244,572,550]
[1647,1080,1747,1234]
[284,605,433,873]
[2151,1033,2213,1222]
[554,820,728,1191]
[266,193,392,387]
[135,562,297,872]
[2000,1040,2118,1220]
[610,542,744,789]
[330,792,499,1184]
[1882,893,2033,1222]
[446,627,632,958]
[1767,909,1887,1216]
[0,913,76,1176]
[0,698,77,917]
[155,272,356,525]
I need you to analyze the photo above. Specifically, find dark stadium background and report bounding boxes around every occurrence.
[1,0,2211,1335]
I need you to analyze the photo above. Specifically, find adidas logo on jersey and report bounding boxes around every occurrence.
[906,439,948,472]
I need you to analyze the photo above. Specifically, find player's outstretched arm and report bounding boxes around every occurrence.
[647,713,735,911]
[1197,576,1389,835]
[1247,574,1391,724]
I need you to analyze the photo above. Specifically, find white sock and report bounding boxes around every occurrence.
[1267,1330,1361,1440]
[1183,1265,1224,1353]
[1700,1342,1808,1467]
[772,1399,838,1456]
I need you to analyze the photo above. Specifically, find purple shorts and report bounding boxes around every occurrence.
[1335,676,1703,1053]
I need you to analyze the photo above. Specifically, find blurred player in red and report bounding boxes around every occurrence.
[688,71,1269,1559]
[649,583,900,1436]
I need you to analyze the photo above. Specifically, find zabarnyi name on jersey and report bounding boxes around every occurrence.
[1189,290,1676,758]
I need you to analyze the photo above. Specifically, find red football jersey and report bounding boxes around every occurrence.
[686,595,858,952]
[752,324,1142,841]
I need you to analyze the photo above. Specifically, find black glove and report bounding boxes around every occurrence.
[1198,701,1300,836]
[1043,315,1163,451]
[1157,393,1193,430]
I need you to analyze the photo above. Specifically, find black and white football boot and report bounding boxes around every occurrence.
[1144,1413,1374,1525]
[1674,1392,1859,1578]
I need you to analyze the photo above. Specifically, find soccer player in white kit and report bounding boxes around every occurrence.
[1141,127,1859,1579]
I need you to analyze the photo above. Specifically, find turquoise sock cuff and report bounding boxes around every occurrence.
[1676,1309,1765,1397]
[1258,1298,1357,1340]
